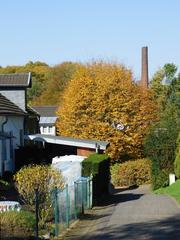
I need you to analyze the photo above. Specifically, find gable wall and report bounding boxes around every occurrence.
[0,89,26,111]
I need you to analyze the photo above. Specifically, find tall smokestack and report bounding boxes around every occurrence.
[141,46,149,89]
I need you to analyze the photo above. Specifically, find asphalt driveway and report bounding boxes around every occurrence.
[64,185,180,240]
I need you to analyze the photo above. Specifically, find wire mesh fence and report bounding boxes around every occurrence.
[52,176,92,236]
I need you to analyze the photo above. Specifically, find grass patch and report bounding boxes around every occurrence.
[155,179,180,204]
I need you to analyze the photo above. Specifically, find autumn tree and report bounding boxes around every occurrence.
[34,62,80,105]
[56,62,157,162]
[0,61,50,103]
[0,61,79,105]
[25,61,50,103]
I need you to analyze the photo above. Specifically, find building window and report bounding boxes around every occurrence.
[44,126,48,134]
[48,126,52,134]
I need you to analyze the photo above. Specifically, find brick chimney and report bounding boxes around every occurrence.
[141,46,149,89]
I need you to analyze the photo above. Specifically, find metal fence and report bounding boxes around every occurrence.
[52,176,93,236]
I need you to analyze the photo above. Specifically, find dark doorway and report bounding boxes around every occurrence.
[44,142,77,163]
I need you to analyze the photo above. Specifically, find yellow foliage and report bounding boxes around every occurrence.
[111,158,151,187]
[14,164,64,225]
[56,62,157,162]
[14,164,64,205]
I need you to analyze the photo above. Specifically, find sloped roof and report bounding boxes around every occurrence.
[26,106,40,116]
[39,117,57,126]
[0,93,26,115]
[0,72,31,87]
[26,134,109,150]
[32,106,58,117]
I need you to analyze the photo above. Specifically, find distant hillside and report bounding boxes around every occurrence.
[0,61,80,106]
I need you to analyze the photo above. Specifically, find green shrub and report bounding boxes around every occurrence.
[82,154,110,199]
[110,158,151,187]
[0,210,35,234]
[151,168,169,189]
[144,101,179,190]
[174,133,180,178]
[82,154,109,176]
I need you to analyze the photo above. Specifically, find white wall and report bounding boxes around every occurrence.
[0,90,26,111]
[40,125,56,136]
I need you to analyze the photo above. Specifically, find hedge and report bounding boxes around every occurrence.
[174,133,180,178]
[82,154,110,199]
[82,154,109,176]
[110,158,151,187]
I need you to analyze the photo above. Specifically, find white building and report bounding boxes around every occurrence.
[32,106,58,136]
[0,94,25,175]
[0,73,39,176]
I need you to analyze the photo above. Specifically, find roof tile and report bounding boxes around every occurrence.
[32,106,58,117]
[0,73,31,87]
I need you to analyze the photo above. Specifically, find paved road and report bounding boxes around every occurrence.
[64,185,180,240]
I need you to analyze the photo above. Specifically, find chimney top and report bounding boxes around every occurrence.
[141,46,149,89]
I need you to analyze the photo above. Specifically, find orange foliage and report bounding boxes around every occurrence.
[56,62,157,162]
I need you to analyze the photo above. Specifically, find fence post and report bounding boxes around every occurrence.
[66,184,70,228]
[54,187,59,237]
[90,176,93,208]
[81,181,84,215]
[35,189,39,240]
[87,178,90,209]
[87,177,92,209]
[74,182,77,220]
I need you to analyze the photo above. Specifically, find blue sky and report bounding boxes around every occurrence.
[0,0,180,79]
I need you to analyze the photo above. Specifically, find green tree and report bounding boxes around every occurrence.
[56,62,157,162]
[150,63,178,108]
[145,71,180,189]
[163,63,177,81]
